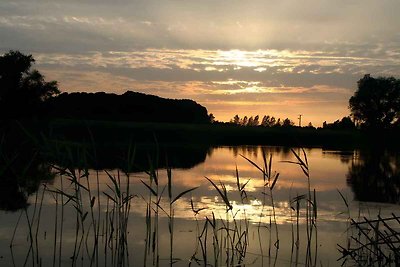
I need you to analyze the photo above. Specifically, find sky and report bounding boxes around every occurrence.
[1,0,400,126]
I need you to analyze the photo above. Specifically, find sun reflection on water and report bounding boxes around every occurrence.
[3,146,400,266]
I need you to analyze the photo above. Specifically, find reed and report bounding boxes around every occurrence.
[241,148,280,262]
[6,139,328,267]
[337,186,400,266]
[203,173,251,266]
[338,214,400,266]
[33,142,135,267]
[282,148,318,266]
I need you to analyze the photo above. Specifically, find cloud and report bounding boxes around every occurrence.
[30,48,399,93]
[1,0,400,52]
[33,48,400,72]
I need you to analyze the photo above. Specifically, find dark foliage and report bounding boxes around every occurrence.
[349,74,400,129]
[322,117,355,130]
[45,91,210,124]
[0,50,59,119]
[229,114,295,127]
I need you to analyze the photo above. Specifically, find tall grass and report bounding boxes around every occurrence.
[241,148,280,251]
[282,148,318,266]
[15,143,137,267]
[337,186,400,266]
[203,175,250,265]
[7,144,326,266]
[338,214,400,266]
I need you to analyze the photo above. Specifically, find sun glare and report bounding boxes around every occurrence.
[217,49,261,68]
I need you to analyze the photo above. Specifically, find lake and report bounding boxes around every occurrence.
[1,145,399,266]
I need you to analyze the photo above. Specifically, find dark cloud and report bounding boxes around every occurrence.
[2,1,400,51]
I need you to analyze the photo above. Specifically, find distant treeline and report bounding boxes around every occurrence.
[225,115,296,127]
[45,91,210,124]
[218,114,355,130]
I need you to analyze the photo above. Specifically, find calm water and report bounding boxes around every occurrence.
[1,146,399,266]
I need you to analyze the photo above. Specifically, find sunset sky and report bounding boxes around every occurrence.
[1,0,400,125]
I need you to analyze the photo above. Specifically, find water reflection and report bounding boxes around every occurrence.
[3,142,400,212]
[347,149,400,204]
[0,138,55,211]
[0,140,210,211]
[1,145,400,266]
[228,145,292,158]
[46,143,210,172]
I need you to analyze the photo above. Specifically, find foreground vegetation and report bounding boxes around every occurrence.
[6,146,321,266]
[3,142,399,266]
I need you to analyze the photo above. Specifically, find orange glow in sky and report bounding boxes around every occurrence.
[2,1,399,125]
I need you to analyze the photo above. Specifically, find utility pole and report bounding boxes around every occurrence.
[298,114,302,127]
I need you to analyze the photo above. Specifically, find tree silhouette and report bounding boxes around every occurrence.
[241,116,248,126]
[253,115,259,126]
[247,116,254,126]
[282,118,294,127]
[47,91,210,123]
[208,113,215,123]
[0,50,59,119]
[233,114,240,124]
[322,116,355,130]
[349,74,400,129]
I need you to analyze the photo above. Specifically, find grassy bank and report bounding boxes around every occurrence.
[4,118,400,153]
[46,119,367,149]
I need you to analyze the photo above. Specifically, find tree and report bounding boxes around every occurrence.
[323,117,355,130]
[261,115,268,126]
[282,118,294,127]
[241,116,248,126]
[253,115,259,126]
[0,50,59,119]
[270,116,276,126]
[275,118,281,126]
[247,116,254,126]
[208,113,215,123]
[232,114,240,124]
[349,74,400,129]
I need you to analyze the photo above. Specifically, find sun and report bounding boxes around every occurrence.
[217,49,260,68]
